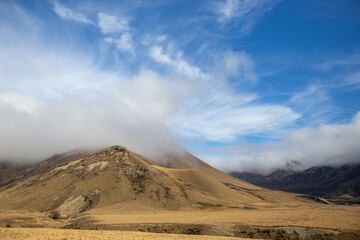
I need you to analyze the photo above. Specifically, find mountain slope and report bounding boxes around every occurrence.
[0,146,310,218]
[0,161,29,186]
[0,149,95,187]
[231,163,360,202]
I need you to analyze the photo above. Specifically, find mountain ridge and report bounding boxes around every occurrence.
[0,145,310,218]
[231,163,360,203]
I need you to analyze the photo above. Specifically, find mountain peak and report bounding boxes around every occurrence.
[103,145,127,152]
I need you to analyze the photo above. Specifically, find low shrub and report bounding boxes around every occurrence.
[49,210,60,219]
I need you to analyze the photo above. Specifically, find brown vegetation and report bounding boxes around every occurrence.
[0,146,359,239]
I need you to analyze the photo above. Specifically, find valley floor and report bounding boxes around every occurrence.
[1,204,360,239]
[88,205,360,231]
[0,228,252,240]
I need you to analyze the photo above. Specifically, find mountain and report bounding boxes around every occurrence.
[0,146,309,218]
[0,149,95,187]
[0,161,29,186]
[231,163,360,204]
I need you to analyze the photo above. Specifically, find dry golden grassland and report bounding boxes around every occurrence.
[0,205,360,239]
[0,228,253,240]
[89,205,360,231]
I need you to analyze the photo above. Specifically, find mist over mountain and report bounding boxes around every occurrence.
[0,69,186,163]
[0,145,307,218]
[231,163,360,203]
[203,113,360,172]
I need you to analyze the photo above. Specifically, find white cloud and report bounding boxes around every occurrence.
[288,84,339,125]
[149,46,298,142]
[170,94,299,142]
[216,0,280,34]
[114,70,192,121]
[315,54,360,71]
[53,1,93,24]
[314,54,360,91]
[0,92,43,115]
[0,25,300,162]
[344,71,360,87]
[97,12,129,33]
[223,51,257,82]
[150,46,173,65]
[98,13,133,53]
[290,85,328,104]
[141,35,168,46]
[0,33,115,99]
[156,35,167,42]
[149,46,205,79]
[0,38,184,161]
[217,0,240,22]
[0,5,191,161]
[1,2,301,166]
[105,33,134,53]
[203,112,360,172]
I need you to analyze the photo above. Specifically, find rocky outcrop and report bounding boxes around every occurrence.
[53,189,100,218]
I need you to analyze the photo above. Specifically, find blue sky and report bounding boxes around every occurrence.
[0,0,359,171]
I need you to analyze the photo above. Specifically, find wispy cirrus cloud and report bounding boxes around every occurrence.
[217,0,239,22]
[53,1,93,24]
[288,84,340,125]
[105,33,134,53]
[147,44,298,142]
[148,43,299,143]
[315,54,360,90]
[54,2,134,53]
[215,0,281,34]
[315,54,360,71]
[344,71,360,88]
[97,12,130,33]
[170,97,299,142]
[98,12,134,53]
[149,46,206,80]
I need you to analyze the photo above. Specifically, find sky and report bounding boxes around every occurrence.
[0,0,359,171]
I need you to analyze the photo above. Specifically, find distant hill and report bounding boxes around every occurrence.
[0,146,309,218]
[0,149,95,187]
[231,163,360,204]
[0,161,29,185]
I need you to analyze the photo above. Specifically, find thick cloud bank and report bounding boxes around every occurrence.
[0,70,188,162]
[205,112,360,172]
